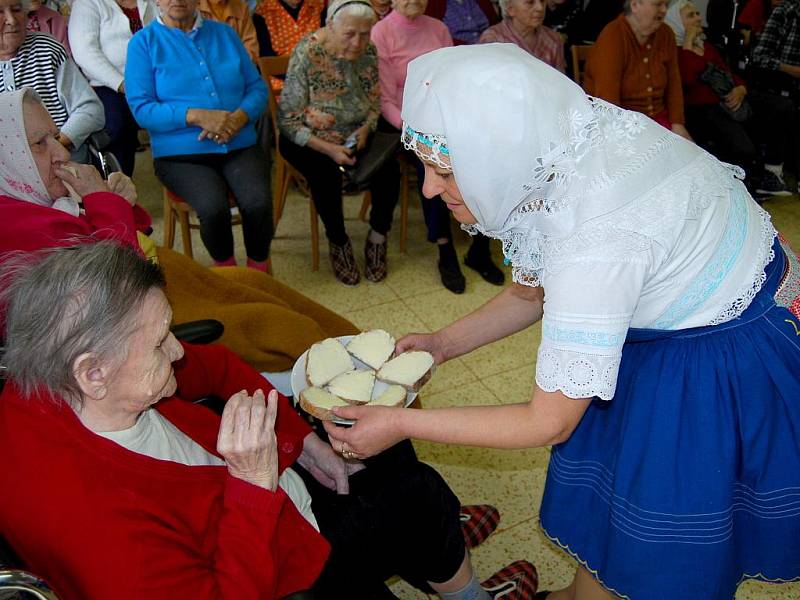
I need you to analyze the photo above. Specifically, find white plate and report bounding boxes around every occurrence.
[291,335,417,425]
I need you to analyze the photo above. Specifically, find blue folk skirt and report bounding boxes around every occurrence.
[539,238,800,599]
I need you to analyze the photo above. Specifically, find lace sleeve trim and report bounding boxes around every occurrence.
[535,346,620,401]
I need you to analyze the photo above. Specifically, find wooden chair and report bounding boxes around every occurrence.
[162,189,242,260]
[258,56,409,271]
[571,44,593,88]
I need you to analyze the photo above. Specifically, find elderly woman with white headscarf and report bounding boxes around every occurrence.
[326,44,800,599]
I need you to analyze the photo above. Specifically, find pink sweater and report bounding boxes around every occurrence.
[370,10,452,129]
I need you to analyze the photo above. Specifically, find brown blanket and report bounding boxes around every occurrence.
[158,247,359,372]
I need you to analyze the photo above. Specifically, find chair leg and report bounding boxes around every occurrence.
[358,192,371,222]
[273,160,286,227]
[178,210,193,260]
[400,168,409,253]
[310,200,320,271]
[162,190,176,249]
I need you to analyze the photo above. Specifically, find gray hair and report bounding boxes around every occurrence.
[498,0,511,18]
[20,0,32,11]
[623,0,633,15]
[1,241,166,404]
[327,0,376,24]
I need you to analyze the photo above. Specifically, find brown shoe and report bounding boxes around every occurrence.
[329,238,360,286]
[364,235,388,282]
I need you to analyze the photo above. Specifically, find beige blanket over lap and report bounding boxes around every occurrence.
[157,247,359,372]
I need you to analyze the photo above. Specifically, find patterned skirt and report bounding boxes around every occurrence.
[539,237,800,599]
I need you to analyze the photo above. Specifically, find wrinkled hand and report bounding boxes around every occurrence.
[217,389,279,491]
[305,107,335,130]
[55,162,109,198]
[724,85,747,111]
[188,108,235,143]
[355,124,370,152]
[221,109,249,141]
[325,142,356,166]
[296,433,365,494]
[107,172,137,206]
[395,331,448,364]
[323,405,405,460]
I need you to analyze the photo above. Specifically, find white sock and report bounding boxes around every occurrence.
[438,573,491,600]
[368,229,386,244]
[765,163,784,177]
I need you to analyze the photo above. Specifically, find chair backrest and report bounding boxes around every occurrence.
[257,55,292,143]
[571,44,593,88]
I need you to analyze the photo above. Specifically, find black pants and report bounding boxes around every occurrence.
[154,145,273,262]
[279,134,400,246]
[685,90,795,178]
[297,440,466,599]
[94,86,139,176]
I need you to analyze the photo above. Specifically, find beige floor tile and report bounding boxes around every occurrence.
[482,363,540,406]
[736,579,800,599]
[460,324,541,381]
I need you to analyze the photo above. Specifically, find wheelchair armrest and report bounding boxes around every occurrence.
[0,569,61,600]
[170,320,224,345]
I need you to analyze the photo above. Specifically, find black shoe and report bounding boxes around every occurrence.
[464,246,505,285]
[438,260,466,294]
[438,241,465,293]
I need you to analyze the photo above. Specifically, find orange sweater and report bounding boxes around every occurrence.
[584,14,684,125]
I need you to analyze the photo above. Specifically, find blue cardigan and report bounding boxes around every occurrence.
[125,19,268,158]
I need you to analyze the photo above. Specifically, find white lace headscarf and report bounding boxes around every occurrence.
[0,89,79,216]
[664,0,705,50]
[401,43,705,286]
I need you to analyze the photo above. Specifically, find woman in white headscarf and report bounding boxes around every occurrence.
[326,43,800,599]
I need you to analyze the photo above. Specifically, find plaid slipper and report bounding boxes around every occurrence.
[460,504,500,549]
[482,560,539,599]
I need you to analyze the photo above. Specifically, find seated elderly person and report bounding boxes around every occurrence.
[371,0,504,293]
[425,0,499,44]
[479,0,566,73]
[0,0,104,161]
[69,0,158,176]
[583,0,692,140]
[0,240,534,600]
[26,0,69,51]
[279,0,400,286]
[198,0,259,61]
[126,0,273,271]
[0,87,361,377]
[666,0,794,197]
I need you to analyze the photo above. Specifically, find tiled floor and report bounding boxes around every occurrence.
[134,151,800,599]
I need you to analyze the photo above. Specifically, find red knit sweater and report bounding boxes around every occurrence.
[0,192,151,253]
[0,342,330,600]
[677,42,746,106]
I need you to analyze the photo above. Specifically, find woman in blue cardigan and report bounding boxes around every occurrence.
[126,0,272,270]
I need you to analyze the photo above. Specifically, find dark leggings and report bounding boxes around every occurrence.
[94,86,139,176]
[685,90,795,176]
[279,134,400,246]
[154,145,273,262]
[297,440,466,599]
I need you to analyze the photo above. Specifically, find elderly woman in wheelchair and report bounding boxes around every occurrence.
[0,241,525,600]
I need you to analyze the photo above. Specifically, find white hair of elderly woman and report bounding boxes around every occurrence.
[0,241,165,405]
[326,0,377,23]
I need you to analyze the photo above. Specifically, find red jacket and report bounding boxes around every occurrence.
[0,192,151,253]
[0,342,330,600]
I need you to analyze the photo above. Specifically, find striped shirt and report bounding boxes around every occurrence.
[0,33,69,126]
[0,32,105,148]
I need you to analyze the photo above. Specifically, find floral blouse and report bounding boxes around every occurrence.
[278,31,380,146]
